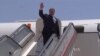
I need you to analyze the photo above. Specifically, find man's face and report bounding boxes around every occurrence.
[49,8,55,16]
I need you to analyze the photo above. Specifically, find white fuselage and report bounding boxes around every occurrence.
[0,19,99,37]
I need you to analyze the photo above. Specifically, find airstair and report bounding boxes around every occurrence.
[28,23,100,56]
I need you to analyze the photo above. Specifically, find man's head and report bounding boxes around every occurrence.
[49,8,55,16]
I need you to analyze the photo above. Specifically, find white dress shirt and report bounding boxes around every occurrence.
[53,16,57,23]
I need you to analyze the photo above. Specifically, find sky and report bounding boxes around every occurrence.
[0,0,100,22]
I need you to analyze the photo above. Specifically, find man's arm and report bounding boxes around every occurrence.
[39,3,45,19]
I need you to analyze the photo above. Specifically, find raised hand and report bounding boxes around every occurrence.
[40,2,44,9]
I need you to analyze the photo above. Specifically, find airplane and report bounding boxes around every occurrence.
[0,19,99,37]
[0,18,100,56]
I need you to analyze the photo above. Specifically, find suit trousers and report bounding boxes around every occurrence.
[42,31,53,45]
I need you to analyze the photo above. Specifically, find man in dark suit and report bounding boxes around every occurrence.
[39,2,60,45]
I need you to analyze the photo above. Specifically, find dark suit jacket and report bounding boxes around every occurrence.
[39,10,60,38]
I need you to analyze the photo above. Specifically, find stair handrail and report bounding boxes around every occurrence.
[38,34,56,56]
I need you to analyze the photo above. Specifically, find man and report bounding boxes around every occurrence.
[39,2,60,45]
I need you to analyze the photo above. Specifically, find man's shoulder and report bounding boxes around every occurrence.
[44,14,49,18]
[54,17,60,21]
[44,14,49,16]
